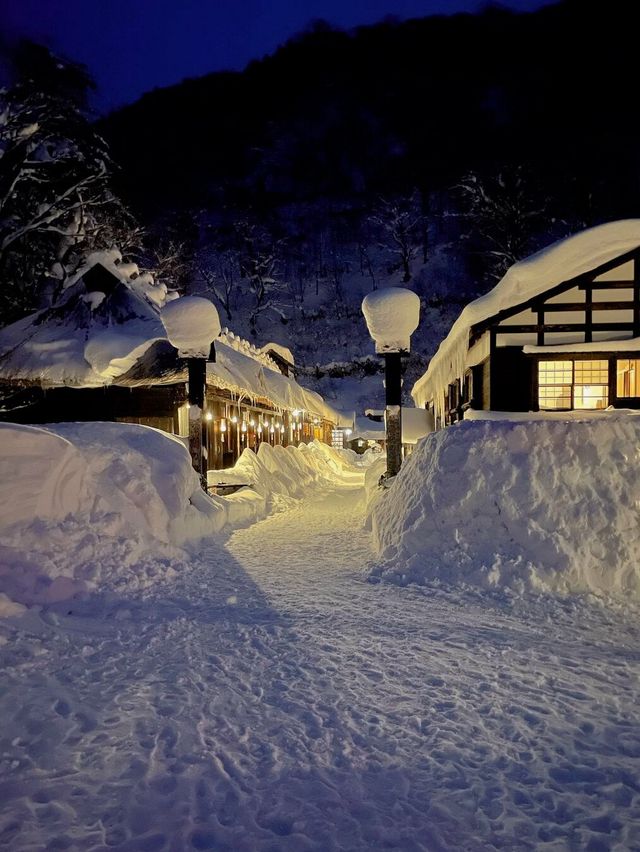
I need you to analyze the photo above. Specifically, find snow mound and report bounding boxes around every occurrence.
[0,422,222,608]
[368,418,640,599]
[207,439,367,519]
[361,287,420,353]
[161,296,221,357]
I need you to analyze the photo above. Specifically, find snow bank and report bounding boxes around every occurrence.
[362,287,421,353]
[0,423,365,613]
[0,422,221,609]
[207,439,366,523]
[368,417,640,599]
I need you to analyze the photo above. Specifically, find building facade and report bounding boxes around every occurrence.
[412,221,640,426]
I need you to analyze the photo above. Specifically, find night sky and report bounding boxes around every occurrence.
[1,0,549,113]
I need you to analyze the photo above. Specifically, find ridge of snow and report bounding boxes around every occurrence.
[369,416,640,599]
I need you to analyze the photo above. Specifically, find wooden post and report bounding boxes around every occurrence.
[188,357,207,489]
[384,352,402,477]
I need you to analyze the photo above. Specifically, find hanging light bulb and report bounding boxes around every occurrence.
[205,411,213,422]
[241,421,247,433]
[231,415,238,424]
[249,418,256,427]
[220,419,227,432]
[270,425,275,434]
[280,425,285,434]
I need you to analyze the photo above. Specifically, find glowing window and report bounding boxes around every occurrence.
[538,360,609,410]
[617,359,640,397]
[538,361,572,410]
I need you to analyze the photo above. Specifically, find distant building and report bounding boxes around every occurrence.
[412,221,640,427]
[0,255,347,468]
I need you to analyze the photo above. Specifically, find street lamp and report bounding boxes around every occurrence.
[362,287,420,478]
[162,296,221,488]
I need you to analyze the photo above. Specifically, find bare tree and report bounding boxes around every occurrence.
[0,45,130,321]
[457,167,549,281]
[369,190,425,283]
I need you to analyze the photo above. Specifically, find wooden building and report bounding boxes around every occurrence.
[0,256,345,469]
[412,221,640,426]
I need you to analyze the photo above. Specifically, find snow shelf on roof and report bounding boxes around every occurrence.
[412,220,640,409]
[208,342,346,424]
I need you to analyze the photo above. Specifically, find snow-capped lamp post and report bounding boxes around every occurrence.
[162,296,221,488]
[362,287,420,479]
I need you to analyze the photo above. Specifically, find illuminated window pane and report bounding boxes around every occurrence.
[574,385,608,410]
[617,359,640,397]
[539,385,572,410]
[539,361,572,385]
[574,360,608,385]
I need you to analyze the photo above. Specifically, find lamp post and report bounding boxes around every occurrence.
[362,288,420,479]
[162,296,221,488]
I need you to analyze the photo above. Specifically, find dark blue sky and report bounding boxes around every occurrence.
[2,0,549,112]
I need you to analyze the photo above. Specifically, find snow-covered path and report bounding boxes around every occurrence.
[1,484,640,851]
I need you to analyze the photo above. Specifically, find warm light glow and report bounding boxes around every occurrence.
[241,421,247,432]
[292,409,300,417]
[270,425,275,434]
[220,419,227,432]
[205,412,213,421]
[280,425,285,433]
[249,418,256,427]
[231,415,238,424]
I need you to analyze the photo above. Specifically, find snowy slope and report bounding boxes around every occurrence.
[368,415,640,598]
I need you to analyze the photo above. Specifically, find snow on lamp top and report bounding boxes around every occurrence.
[161,296,221,358]
[362,287,421,354]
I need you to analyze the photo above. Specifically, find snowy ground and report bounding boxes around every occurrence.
[1,482,639,851]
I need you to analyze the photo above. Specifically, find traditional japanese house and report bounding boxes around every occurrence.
[0,253,346,468]
[412,220,640,426]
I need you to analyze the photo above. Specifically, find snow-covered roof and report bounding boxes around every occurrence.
[259,342,295,367]
[352,416,385,441]
[412,220,640,408]
[362,287,421,353]
[0,260,344,424]
[0,259,168,387]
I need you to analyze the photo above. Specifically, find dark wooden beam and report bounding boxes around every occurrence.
[634,251,640,337]
[496,322,634,334]
[540,301,634,312]
[580,281,635,289]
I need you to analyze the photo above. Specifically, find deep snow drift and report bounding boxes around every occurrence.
[368,415,640,598]
[0,422,363,611]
